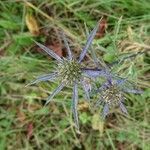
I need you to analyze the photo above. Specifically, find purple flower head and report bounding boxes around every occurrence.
[96,78,142,118]
[27,22,100,130]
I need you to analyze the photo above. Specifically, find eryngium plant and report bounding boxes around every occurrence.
[28,22,105,130]
[96,78,142,118]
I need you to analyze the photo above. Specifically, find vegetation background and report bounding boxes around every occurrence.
[0,0,150,149]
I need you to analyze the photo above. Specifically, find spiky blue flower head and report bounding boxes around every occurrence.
[27,21,104,130]
[96,78,142,118]
[57,58,82,84]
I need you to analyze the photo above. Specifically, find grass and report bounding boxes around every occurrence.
[0,0,150,149]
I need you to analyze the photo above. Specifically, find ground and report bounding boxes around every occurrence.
[0,0,150,149]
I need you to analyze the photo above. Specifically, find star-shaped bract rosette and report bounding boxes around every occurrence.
[28,22,105,130]
[96,78,142,118]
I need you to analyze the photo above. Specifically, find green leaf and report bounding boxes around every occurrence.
[79,112,90,124]
[34,107,50,115]
[13,32,34,46]
[103,53,116,63]
[0,20,19,30]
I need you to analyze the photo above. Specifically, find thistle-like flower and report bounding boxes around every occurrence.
[28,22,105,130]
[96,78,142,118]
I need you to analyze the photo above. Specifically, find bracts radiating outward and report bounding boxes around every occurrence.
[27,20,142,131]
[27,21,107,131]
[95,78,142,118]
